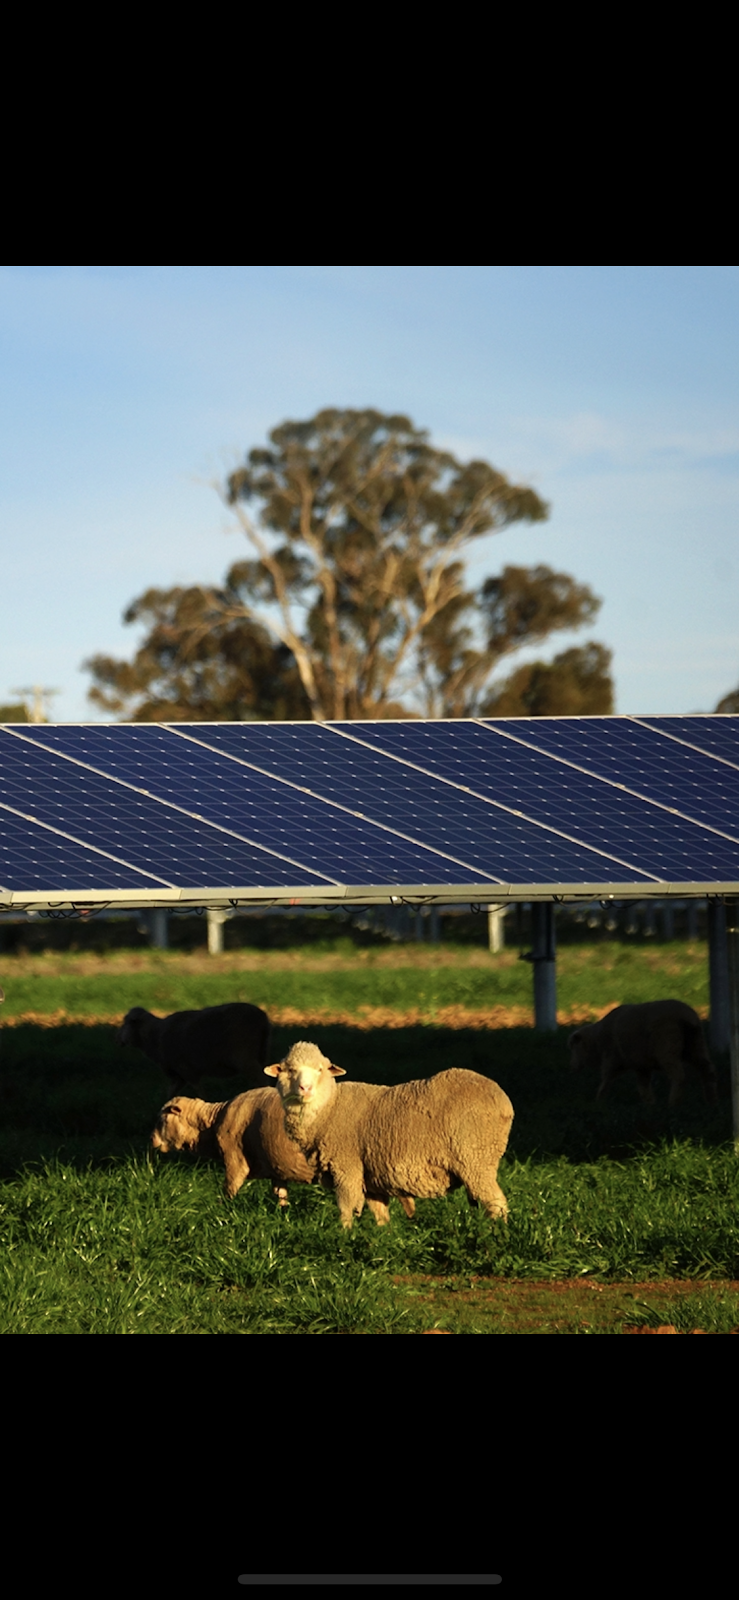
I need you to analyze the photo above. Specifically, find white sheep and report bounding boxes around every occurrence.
[151,1082,415,1223]
[151,1088,314,1203]
[569,1000,718,1107]
[119,1001,271,1093]
[265,1041,513,1230]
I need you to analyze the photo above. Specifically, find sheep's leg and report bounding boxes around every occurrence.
[454,1149,509,1222]
[218,1136,250,1199]
[666,1062,686,1108]
[365,1194,415,1225]
[462,1179,508,1221]
[332,1167,366,1230]
[469,1182,509,1221]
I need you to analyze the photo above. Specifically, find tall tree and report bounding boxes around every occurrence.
[85,407,613,721]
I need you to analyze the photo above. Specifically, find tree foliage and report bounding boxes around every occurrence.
[481,642,613,717]
[84,586,310,722]
[715,687,739,714]
[85,407,613,722]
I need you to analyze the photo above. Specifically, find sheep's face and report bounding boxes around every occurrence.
[568,1028,595,1072]
[118,1007,146,1048]
[151,1100,199,1153]
[265,1041,345,1115]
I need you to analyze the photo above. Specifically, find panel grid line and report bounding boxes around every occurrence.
[629,716,739,773]
[0,800,177,885]
[323,723,662,881]
[164,725,506,882]
[477,719,739,847]
[0,726,341,886]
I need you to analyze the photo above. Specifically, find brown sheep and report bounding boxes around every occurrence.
[151,1082,416,1223]
[266,1042,513,1230]
[119,1002,271,1092]
[568,1000,718,1107]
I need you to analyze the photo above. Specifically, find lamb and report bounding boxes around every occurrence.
[265,1041,514,1230]
[568,1000,718,1107]
[151,1082,416,1224]
[119,1001,271,1092]
[150,1088,315,1204]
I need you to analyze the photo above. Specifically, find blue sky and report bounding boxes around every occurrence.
[2,265,738,722]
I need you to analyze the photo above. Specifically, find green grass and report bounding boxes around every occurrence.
[0,942,734,1332]
[0,939,712,1019]
[2,1141,738,1334]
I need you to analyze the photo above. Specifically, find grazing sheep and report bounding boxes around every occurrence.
[151,1088,314,1204]
[568,1000,718,1107]
[151,1083,416,1223]
[119,1002,271,1092]
[265,1041,513,1230]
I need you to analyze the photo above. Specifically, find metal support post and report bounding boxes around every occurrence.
[488,907,505,953]
[148,909,169,949]
[207,908,226,955]
[531,901,557,1031]
[725,899,739,1150]
[708,900,730,1055]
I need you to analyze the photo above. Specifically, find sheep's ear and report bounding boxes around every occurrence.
[264,1064,281,1078]
[329,1063,346,1077]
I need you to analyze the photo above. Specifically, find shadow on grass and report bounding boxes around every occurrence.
[0,1020,732,1179]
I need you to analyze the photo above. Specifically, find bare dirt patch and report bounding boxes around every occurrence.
[1,1002,635,1030]
[392,1276,739,1334]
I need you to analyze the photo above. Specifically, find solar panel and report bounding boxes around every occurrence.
[483,716,739,837]
[164,723,651,886]
[332,719,739,882]
[2,724,505,893]
[2,715,739,911]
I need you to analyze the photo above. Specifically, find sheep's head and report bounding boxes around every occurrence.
[265,1041,345,1121]
[150,1098,202,1153]
[118,1007,148,1048]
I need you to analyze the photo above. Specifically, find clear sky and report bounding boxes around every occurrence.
[2,265,738,722]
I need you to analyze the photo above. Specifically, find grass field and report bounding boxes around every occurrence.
[1,940,737,1334]
[0,938,712,1025]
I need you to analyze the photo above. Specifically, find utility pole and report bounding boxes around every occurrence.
[11,685,60,723]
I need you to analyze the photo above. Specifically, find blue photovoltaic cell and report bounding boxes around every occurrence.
[0,728,335,890]
[481,717,739,840]
[168,722,648,884]
[0,809,167,892]
[636,716,739,771]
[333,720,739,882]
[5,725,492,887]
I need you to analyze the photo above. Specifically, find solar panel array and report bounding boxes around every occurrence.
[1,716,738,910]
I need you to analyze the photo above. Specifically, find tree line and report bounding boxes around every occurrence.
[84,408,617,723]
